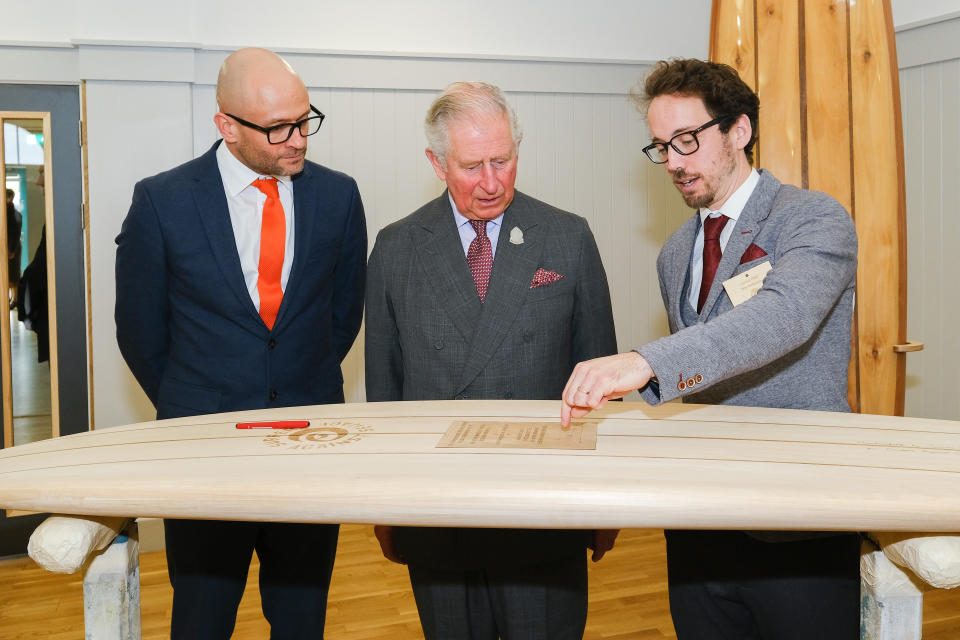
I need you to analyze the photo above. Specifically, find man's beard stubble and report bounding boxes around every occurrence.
[672,136,739,210]
[236,139,305,177]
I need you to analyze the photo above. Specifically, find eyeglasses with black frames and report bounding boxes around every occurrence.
[225,105,325,144]
[641,117,725,164]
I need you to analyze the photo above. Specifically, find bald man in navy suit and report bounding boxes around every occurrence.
[116,48,366,639]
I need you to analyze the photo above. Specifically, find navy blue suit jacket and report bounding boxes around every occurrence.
[116,141,366,420]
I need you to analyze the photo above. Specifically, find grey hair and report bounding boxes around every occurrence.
[424,81,523,167]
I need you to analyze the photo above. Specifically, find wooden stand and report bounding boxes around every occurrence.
[82,521,140,640]
[861,548,924,640]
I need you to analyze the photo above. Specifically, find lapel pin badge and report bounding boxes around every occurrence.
[509,226,524,245]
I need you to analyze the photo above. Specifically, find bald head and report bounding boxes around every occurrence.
[214,48,312,176]
[216,47,306,115]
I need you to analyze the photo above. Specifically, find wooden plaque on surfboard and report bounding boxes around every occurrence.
[1,400,959,532]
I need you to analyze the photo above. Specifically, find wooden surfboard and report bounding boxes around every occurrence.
[2,400,959,532]
[710,0,918,416]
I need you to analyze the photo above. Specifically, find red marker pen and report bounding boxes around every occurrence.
[236,420,310,429]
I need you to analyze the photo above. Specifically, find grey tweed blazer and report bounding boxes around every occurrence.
[637,169,858,411]
[365,189,617,569]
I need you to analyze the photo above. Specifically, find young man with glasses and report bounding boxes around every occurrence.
[561,58,860,639]
[115,47,366,639]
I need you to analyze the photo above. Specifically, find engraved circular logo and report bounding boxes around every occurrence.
[263,421,374,450]
[287,427,349,442]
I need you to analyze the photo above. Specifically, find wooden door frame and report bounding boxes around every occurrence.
[0,111,60,448]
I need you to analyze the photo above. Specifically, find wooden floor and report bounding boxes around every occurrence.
[2,526,960,638]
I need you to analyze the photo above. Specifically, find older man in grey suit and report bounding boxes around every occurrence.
[562,59,860,640]
[365,81,618,640]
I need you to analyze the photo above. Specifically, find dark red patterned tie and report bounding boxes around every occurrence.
[698,213,730,313]
[467,219,492,302]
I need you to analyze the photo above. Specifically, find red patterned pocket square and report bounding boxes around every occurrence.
[530,268,564,288]
[739,243,768,264]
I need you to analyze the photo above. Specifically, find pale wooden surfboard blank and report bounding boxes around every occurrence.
[1,400,959,532]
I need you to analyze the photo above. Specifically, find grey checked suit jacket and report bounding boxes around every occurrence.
[637,170,858,411]
[365,189,617,569]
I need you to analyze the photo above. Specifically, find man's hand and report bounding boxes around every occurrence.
[589,529,619,562]
[561,352,654,427]
[373,525,406,565]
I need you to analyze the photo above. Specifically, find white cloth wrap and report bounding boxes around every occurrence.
[28,515,130,574]
[873,533,960,590]
[861,548,922,595]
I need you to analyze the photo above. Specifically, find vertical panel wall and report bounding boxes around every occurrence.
[310,87,682,404]
[71,45,691,427]
[86,80,195,428]
[3,9,955,426]
[898,18,960,420]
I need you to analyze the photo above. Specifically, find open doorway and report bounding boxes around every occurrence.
[0,84,88,556]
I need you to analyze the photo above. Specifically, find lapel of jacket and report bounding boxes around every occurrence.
[455,192,543,394]
[271,163,315,332]
[413,192,483,343]
[191,142,265,331]
[666,215,699,327]
[700,169,779,318]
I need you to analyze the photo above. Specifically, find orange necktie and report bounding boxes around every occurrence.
[251,178,285,330]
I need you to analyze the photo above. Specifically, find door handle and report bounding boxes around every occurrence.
[892,341,924,353]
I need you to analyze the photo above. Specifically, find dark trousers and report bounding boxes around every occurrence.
[665,530,861,640]
[407,554,588,640]
[164,519,339,640]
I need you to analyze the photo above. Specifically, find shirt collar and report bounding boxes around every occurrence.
[698,168,760,224]
[216,141,293,197]
[448,191,504,229]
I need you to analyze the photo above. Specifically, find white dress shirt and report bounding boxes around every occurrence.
[216,142,296,312]
[450,192,503,257]
[688,169,760,310]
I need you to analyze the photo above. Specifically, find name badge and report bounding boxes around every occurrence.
[722,260,772,306]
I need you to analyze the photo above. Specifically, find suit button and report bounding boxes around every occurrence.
[269,390,278,401]
[434,341,443,350]
[686,378,695,388]
[694,374,703,384]
[677,381,686,391]
[268,339,277,349]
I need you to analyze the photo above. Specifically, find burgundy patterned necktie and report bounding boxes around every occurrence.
[698,213,730,313]
[467,219,492,302]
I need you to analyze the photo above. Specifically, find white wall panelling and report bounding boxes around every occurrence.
[2,1,954,427]
[85,80,196,428]
[0,44,78,85]
[0,0,711,62]
[898,19,960,421]
[3,0,947,57]
[27,43,684,428]
[896,17,960,69]
[892,1,960,31]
